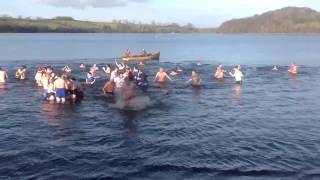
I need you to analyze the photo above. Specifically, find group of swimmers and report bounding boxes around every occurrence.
[0,62,299,106]
[34,66,84,103]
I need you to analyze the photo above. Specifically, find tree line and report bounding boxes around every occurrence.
[0,16,214,33]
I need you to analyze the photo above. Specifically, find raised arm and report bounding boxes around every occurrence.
[154,72,159,82]
[165,73,173,82]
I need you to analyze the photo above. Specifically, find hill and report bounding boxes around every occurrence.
[217,7,320,34]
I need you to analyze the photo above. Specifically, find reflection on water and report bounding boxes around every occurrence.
[191,86,201,103]
[0,83,7,94]
[232,83,242,105]
[121,110,138,133]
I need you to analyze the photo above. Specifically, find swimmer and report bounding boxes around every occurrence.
[214,64,226,79]
[86,71,96,85]
[272,65,279,71]
[90,64,99,77]
[288,63,298,75]
[176,66,183,73]
[41,72,50,92]
[0,67,8,83]
[102,64,112,76]
[138,62,145,66]
[122,75,137,106]
[63,65,72,73]
[35,67,45,86]
[170,67,183,76]
[53,74,67,103]
[46,78,56,101]
[110,68,118,81]
[15,66,27,80]
[229,65,244,84]
[136,70,148,91]
[170,70,179,76]
[115,60,125,72]
[68,77,82,100]
[186,70,202,86]
[80,63,86,69]
[103,79,115,95]
[154,68,173,83]
[46,66,53,74]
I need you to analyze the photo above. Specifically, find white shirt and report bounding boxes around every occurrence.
[233,70,243,82]
[114,76,125,88]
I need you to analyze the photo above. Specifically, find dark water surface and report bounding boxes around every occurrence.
[0,34,320,179]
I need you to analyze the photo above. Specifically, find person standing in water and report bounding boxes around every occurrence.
[214,64,226,79]
[154,68,173,84]
[15,66,27,80]
[229,65,244,84]
[272,65,279,71]
[102,64,112,77]
[0,67,8,83]
[53,74,68,103]
[186,70,202,86]
[288,63,298,75]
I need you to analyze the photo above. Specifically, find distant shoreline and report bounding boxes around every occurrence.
[1,32,320,35]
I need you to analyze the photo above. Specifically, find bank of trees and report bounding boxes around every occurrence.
[0,16,203,33]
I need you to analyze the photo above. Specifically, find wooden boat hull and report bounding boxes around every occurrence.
[122,52,160,61]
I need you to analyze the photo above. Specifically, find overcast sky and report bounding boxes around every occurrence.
[0,0,320,27]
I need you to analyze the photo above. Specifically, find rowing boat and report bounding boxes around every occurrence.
[122,52,160,61]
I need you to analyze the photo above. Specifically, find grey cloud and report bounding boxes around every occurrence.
[36,0,149,9]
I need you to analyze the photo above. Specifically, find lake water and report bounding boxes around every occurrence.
[0,34,320,179]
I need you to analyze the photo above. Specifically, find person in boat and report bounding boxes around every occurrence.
[86,70,96,85]
[272,65,279,71]
[214,64,226,79]
[186,70,202,86]
[15,66,27,80]
[124,48,131,58]
[102,64,112,77]
[0,67,8,83]
[63,65,72,73]
[229,65,244,84]
[141,48,147,56]
[80,63,86,69]
[154,67,173,84]
[53,74,68,103]
[288,63,298,75]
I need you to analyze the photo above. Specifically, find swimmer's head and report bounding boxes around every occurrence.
[159,67,164,72]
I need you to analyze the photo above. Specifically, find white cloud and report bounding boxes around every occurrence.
[35,0,149,9]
